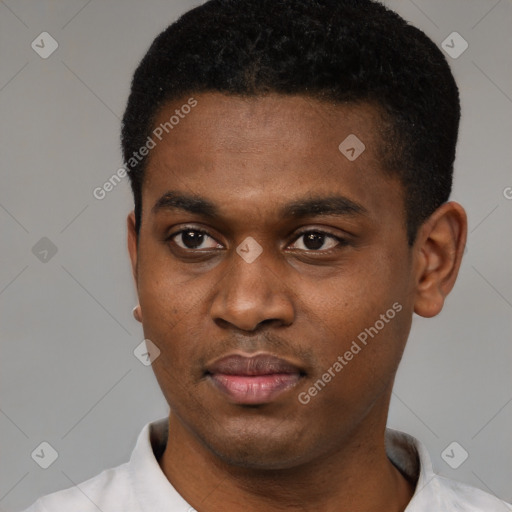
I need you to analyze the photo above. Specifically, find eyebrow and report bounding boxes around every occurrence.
[151,190,368,220]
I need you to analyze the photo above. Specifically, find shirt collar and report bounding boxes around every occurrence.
[385,428,441,510]
[128,418,446,511]
[129,418,192,511]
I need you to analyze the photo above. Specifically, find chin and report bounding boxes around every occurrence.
[196,418,312,470]
[209,442,307,470]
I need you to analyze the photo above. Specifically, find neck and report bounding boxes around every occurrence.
[159,404,414,511]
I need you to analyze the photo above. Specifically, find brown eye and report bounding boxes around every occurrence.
[170,229,221,250]
[289,230,347,251]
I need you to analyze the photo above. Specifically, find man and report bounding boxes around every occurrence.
[23,0,511,510]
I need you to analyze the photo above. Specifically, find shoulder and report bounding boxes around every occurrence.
[21,462,137,512]
[385,428,511,511]
[430,474,512,512]
[21,418,169,512]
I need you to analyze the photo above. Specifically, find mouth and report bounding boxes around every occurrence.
[205,353,305,405]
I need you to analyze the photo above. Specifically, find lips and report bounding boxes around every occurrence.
[205,353,304,404]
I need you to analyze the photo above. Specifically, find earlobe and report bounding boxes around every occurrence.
[132,304,143,323]
[413,202,467,318]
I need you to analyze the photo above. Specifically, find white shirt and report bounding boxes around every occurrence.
[23,417,511,512]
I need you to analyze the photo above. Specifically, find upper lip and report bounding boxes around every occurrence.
[205,353,304,376]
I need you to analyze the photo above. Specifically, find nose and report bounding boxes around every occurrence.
[210,248,295,332]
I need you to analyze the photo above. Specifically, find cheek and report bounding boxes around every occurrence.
[304,257,400,338]
[301,263,409,394]
[137,274,194,357]
[137,238,208,328]
[140,284,207,409]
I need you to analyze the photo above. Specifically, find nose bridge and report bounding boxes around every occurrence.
[210,245,294,331]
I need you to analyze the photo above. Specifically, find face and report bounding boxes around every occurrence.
[128,93,416,470]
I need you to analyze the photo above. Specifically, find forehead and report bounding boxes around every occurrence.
[142,92,402,226]
[148,92,385,161]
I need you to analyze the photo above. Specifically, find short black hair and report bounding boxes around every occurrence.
[121,0,460,246]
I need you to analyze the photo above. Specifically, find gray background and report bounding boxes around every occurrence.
[1,0,511,510]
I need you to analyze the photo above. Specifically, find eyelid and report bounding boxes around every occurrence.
[291,226,346,241]
[167,226,212,238]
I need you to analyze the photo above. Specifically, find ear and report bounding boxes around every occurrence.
[127,211,139,286]
[413,201,467,318]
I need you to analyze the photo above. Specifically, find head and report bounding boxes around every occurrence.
[123,0,466,469]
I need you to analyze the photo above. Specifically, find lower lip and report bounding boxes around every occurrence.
[208,373,301,404]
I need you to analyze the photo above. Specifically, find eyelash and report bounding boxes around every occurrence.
[165,226,349,253]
